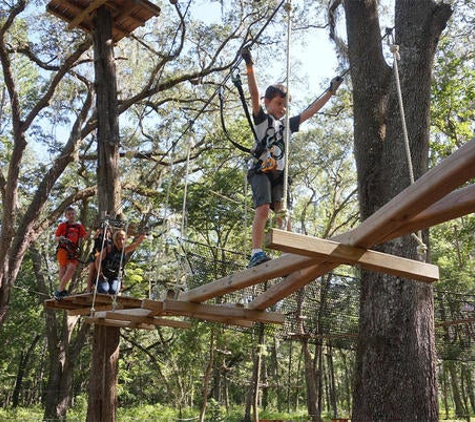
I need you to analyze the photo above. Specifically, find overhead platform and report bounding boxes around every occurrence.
[46,0,161,42]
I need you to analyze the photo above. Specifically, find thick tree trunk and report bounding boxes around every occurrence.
[86,325,120,422]
[343,1,452,420]
[94,6,121,216]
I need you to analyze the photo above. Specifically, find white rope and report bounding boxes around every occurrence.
[112,222,129,308]
[173,133,194,293]
[389,34,427,256]
[280,0,292,230]
[181,133,194,238]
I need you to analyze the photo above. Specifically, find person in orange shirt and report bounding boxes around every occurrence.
[53,206,88,300]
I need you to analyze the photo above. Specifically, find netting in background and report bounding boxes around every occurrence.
[163,238,475,361]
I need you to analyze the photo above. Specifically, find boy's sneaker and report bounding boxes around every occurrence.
[248,251,271,268]
[53,290,69,300]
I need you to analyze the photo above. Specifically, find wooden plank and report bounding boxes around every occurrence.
[141,299,255,327]
[179,253,314,303]
[141,298,164,317]
[162,299,285,325]
[67,0,108,29]
[68,304,115,316]
[377,184,475,244]
[248,261,336,311]
[266,229,439,283]
[84,317,155,330]
[93,309,191,329]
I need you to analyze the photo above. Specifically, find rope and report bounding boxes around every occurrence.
[388,29,427,256]
[89,220,110,316]
[279,0,293,230]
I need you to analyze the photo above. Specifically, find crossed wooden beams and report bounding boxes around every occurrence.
[180,136,475,310]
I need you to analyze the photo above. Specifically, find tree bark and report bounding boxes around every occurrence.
[94,6,121,216]
[12,334,40,408]
[86,6,122,421]
[86,325,120,422]
[199,329,215,422]
[342,1,452,420]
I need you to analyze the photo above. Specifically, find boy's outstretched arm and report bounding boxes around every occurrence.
[241,47,261,118]
[300,76,343,124]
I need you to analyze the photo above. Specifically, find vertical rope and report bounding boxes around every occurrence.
[280,0,292,230]
[181,132,194,239]
[389,31,427,256]
[90,219,110,316]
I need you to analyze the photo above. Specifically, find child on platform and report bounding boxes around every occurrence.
[241,47,342,268]
[54,206,88,299]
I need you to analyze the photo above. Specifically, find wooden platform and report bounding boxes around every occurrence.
[44,293,285,328]
[47,0,161,42]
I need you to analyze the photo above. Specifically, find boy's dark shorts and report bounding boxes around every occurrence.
[248,169,284,210]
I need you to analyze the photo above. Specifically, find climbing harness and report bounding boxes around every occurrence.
[56,223,82,260]
[89,217,128,315]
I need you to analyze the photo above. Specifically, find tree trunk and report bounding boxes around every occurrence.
[343,1,452,420]
[86,6,122,421]
[302,340,319,421]
[12,333,40,408]
[86,325,120,422]
[94,7,121,216]
[253,324,265,422]
[448,361,466,418]
[199,329,215,422]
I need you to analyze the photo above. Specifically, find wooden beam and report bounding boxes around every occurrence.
[84,317,155,330]
[141,299,255,327]
[94,309,191,329]
[266,229,439,283]
[179,253,314,303]
[68,304,114,316]
[67,0,108,29]
[248,261,335,311]
[377,184,475,244]
[162,299,285,325]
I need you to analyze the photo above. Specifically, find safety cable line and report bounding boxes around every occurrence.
[281,0,292,229]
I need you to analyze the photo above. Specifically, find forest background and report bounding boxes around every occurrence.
[0,0,474,421]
